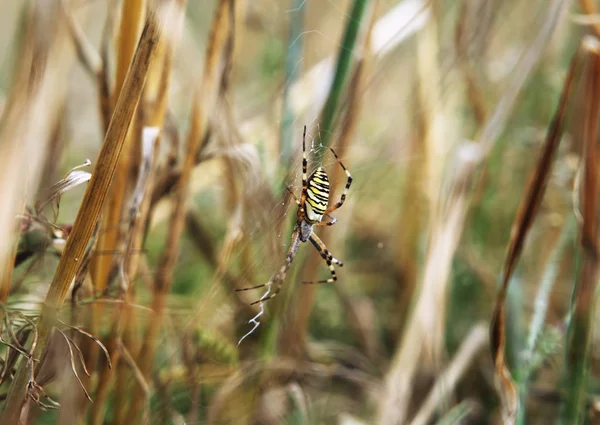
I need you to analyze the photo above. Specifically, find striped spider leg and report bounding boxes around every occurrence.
[235,125,352,305]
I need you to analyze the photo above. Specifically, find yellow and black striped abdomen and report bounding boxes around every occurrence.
[304,167,330,223]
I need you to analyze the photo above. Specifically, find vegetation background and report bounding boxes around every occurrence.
[0,0,597,424]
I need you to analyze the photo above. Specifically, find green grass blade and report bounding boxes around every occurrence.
[280,0,306,168]
[559,245,595,425]
[318,0,369,147]
[517,215,576,425]
[435,400,479,425]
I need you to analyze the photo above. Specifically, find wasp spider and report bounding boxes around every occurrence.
[236,126,352,305]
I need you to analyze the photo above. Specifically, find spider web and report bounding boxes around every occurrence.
[127,0,430,421]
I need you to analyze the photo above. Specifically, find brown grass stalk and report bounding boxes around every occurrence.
[90,4,185,421]
[84,4,146,410]
[378,2,568,424]
[62,4,151,421]
[0,1,72,326]
[579,0,600,39]
[489,36,582,425]
[0,5,166,422]
[378,140,477,425]
[92,0,147,296]
[377,6,467,424]
[62,0,116,134]
[390,0,449,354]
[454,0,493,127]
[113,2,185,422]
[124,1,236,422]
[392,97,425,342]
[559,36,600,424]
[98,0,118,134]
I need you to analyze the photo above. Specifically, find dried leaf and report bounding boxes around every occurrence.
[57,329,92,402]
[35,160,92,217]
[58,320,112,369]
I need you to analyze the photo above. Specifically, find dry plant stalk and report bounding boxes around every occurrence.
[579,0,600,38]
[0,5,166,422]
[378,1,567,424]
[114,2,185,422]
[92,0,147,297]
[378,141,477,425]
[378,5,467,425]
[98,0,118,133]
[90,3,185,422]
[488,38,588,424]
[454,0,493,126]
[62,0,116,133]
[410,324,488,425]
[125,1,236,422]
[559,37,600,425]
[0,2,73,321]
[62,2,133,422]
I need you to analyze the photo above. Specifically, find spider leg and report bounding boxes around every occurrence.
[299,126,309,209]
[323,147,352,215]
[314,214,337,227]
[286,185,300,205]
[302,233,343,285]
[235,230,302,305]
[311,231,343,265]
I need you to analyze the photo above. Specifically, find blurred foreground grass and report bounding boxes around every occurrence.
[0,0,598,424]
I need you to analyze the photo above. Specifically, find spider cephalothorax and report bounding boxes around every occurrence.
[236,125,352,306]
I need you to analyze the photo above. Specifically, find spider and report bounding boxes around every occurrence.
[235,125,352,306]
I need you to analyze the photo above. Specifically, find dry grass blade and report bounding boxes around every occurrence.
[56,329,92,403]
[70,220,99,303]
[378,140,480,425]
[58,320,112,369]
[478,0,569,154]
[64,333,90,378]
[111,0,185,411]
[0,337,32,359]
[92,0,147,295]
[119,341,149,395]
[111,129,159,423]
[489,37,582,425]
[579,0,600,38]
[63,0,116,133]
[0,217,21,327]
[0,1,74,328]
[0,5,165,421]
[105,0,186,407]
[0,328,31,387]
[44,5,164,308]
[559,36,600,425]
[98,0,118,133]
[35,159,92,217]
[410,324,488,425]
[126,1,236,422]
[119,126,160,293]
[62,0,101,77]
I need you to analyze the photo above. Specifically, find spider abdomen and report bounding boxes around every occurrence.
[304,167,330,223]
